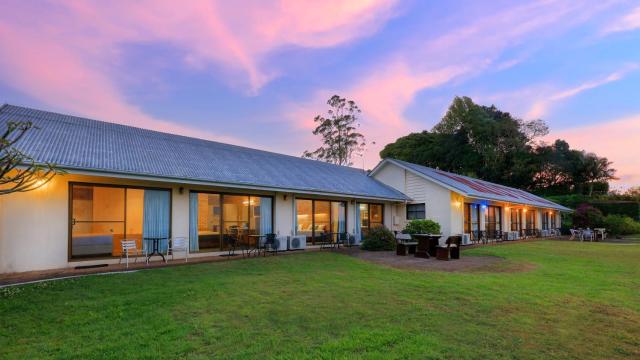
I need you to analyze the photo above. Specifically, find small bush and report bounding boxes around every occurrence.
[603,214,640,235]
[572,203,604,228]
[360,227,396,251]
[402,219,441,235]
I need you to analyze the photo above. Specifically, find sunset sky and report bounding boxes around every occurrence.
[0,0,638,189]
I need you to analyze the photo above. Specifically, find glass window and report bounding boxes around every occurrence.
[370,204,383,228]
[406,203,425,220]
[331,202,346,234]
[359,203,383,236]
[550,212,557,229]
[197,193,221,250]
[525,210,536,230]
[313,201,331,243]
[464,203,480,240]
[542,211,549,230]
[485,206,502,239]
[297,199,348,245]
[296,199,313,244]
[510,209,522,231]
[70,184,170,259]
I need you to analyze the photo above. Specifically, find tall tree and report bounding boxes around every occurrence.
[1,121,63,195]
[303,95,366,166]
[380,95,615,195]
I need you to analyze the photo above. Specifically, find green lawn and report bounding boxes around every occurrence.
[1,241,639,359]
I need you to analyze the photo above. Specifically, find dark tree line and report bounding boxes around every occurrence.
[380,96,616,196]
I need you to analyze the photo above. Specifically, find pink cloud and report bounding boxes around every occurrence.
[0,0,399,147]
[602,5,640,35]
[290,0,618,169]
[526,65,638,118]
[546,115,640,189]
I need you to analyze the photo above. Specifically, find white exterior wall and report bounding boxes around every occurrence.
[370,162,454,236]
[0,173,399,273]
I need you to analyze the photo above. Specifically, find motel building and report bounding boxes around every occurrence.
[0,105,569,274]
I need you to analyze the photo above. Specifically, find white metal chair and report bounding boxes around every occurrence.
[119,239,147,269]
[582,229,594,242]
[167,237,189,262]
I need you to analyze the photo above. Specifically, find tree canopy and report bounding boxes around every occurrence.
[1,121,64,195]
[303,95,366,166]
[380,96,615,195]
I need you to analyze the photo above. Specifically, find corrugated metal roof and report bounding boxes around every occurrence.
[379,159,570,211]
[0,104,408,200]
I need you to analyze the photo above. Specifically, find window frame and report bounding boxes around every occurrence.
[406,203,426,220]
[68,182,172,261]
[190,190,275,253]
[295,198,348,245]
[359,202,385,235]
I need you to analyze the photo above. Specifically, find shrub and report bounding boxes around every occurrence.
[402,219,441,235]
[360,226,395,251]
[572,203,604,228]
[603,214,640,235]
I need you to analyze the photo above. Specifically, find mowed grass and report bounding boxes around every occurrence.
[1,241,639,359]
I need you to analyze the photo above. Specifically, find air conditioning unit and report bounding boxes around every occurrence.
[288,235,306,250]
[462,233,471,245]
[274,236,288,251]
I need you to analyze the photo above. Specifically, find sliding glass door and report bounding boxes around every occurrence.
[69,183,169,259]
[359,203,383,236]
[464,203,480,240]
[485,205,502,239]
[296,199,347,245]
[190,192,273,252]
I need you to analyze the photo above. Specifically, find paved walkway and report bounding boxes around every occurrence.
[0,249,311,287]
[1,237,565,286]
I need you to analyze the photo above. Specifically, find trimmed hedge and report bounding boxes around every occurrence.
[546,195,639,220]
[402,219,441,235]
[603,215,640,235]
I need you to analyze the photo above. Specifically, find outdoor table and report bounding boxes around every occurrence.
[411,234,442,258]
[594,228,606,241]
[144,237,168,262]
[247,234,266,256]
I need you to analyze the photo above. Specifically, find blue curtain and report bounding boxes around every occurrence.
[189,192,199,252]
[354,202,361,243]
[338,202,346,233]
[293,197,297,235]
[260,197,272,235]
[143,190,171,253]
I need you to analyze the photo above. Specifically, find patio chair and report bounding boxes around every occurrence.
[436,236,461,260]
[167,237,189,262]
[396,233,416,256]
[335,232,349,249]
[582,229,594,242]
[261,233,279,256]
[320,232,334,249]
[119,239,147,269]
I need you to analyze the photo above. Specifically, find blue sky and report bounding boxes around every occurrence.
[0,0,638,188]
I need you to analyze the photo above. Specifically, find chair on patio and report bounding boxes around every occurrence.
[396,233,416,256]
[167,237,189,262]
[260,233,279,256]
[119,239,147,269]
[320,232,334,249]
[582,228,594,242]
[334,232,349,249]
[436,236,461,260]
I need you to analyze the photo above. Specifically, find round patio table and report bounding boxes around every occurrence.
[410,234,442,258]
[144,237,169,262]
